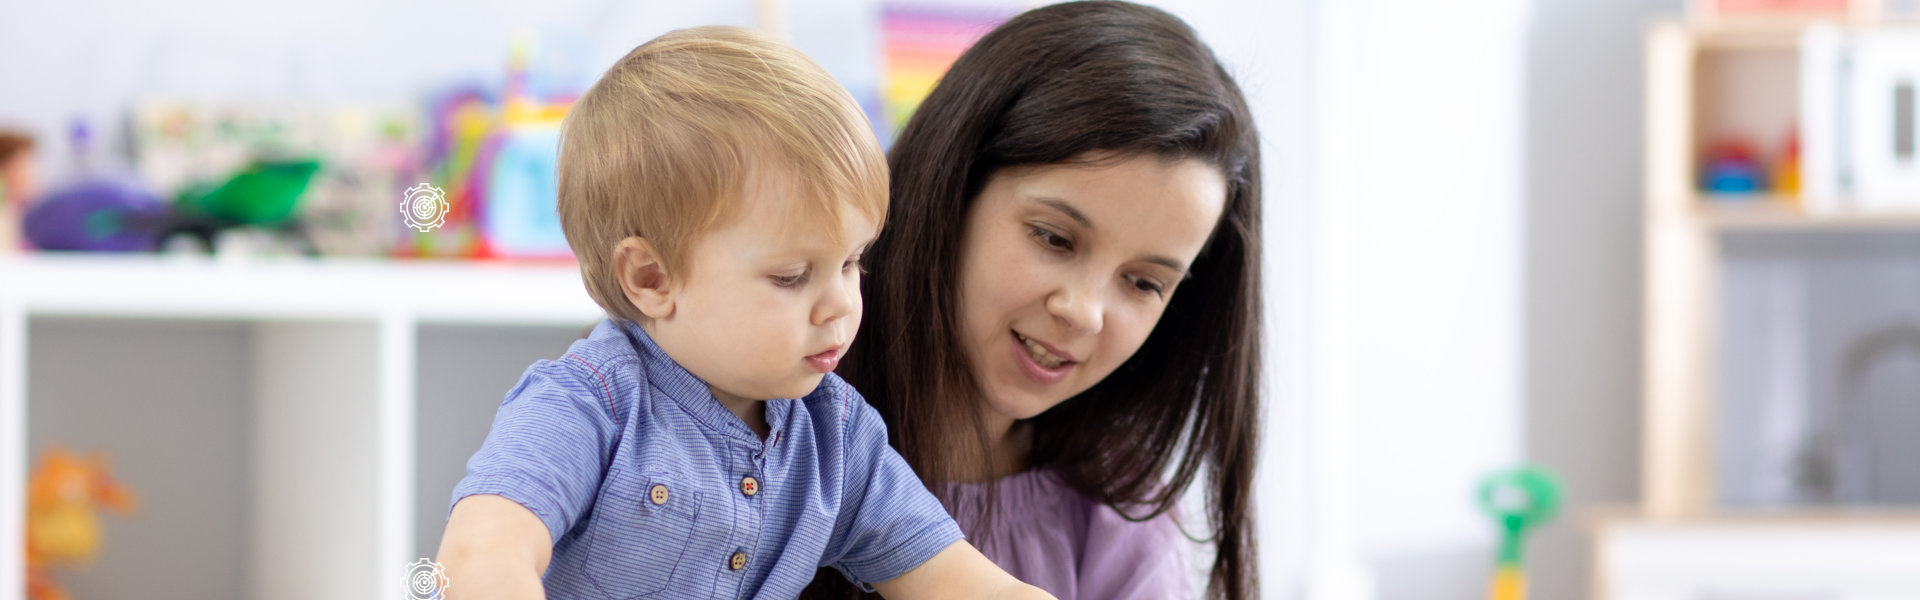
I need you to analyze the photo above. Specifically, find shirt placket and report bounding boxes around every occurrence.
[722,432,771,598]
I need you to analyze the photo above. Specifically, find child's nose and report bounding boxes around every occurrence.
[812,278,857,325]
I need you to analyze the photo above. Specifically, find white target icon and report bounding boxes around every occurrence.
[404,557,450,600]
[402,182,450,233]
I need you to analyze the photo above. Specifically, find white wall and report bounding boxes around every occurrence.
[1521,1,1684,599]
[1308,0,1531,598]
[0,0,765,180]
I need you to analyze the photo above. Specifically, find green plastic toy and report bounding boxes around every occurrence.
[1477,465,1564,600]
[175,159,320,225]
[162,159,322,253]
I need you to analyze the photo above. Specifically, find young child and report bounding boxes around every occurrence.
[434,27,1052,600]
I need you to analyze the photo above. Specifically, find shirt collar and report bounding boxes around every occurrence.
[609,319,790,447]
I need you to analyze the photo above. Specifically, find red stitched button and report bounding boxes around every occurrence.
[741,476,759,497]
[648,484,669,505]
[728,551,747,571]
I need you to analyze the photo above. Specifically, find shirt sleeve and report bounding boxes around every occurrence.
[449,358,621,545]
[819,381,966,590]
[1078,503,1195,600]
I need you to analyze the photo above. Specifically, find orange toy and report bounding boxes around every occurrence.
[24,448,137,600]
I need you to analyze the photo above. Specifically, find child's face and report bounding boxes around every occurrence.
[650,169,877,405]
[954,153,1227,424]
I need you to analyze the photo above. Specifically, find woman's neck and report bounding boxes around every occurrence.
[954,410,1032,482]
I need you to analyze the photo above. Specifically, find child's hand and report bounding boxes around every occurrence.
[435,494,553,600]
[870,541,1057,600]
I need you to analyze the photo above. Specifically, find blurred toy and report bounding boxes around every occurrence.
[26,447,138,600]
[400,87,493,258]
[300,113,421,256]
[482,37,573,259]
[22,179,170,251]
[1477,465,1563,600]
[0,130,37,254]
[1702,137,1769,195]
[24,119,170,252]
[1773,128,1802,203]
[881,3,1014,143]
[25,158,322,254]
[128,101,422,256]
[159,158,323,254]
[403,34,579,260]
[1712,0,1850,17]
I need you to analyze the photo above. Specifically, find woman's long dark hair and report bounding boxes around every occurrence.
[809,2,1262,598]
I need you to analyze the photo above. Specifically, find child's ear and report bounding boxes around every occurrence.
[613,237,676,319]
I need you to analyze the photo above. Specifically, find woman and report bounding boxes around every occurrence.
[810,2,1262,598]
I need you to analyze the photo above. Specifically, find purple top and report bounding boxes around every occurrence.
[945,469,1192,599]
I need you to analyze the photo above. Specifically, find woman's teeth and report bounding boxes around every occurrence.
[1019,333,1068,368]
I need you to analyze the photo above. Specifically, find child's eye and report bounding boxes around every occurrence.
[842,255,866,274]
[771,271,809,288]
[1125,274,1166,299]
[1030,226,1072,251]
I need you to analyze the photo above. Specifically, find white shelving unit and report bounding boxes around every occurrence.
[0,254,602,600]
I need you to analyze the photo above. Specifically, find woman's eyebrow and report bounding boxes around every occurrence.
[1144,255,1188,273]
[1036,196,1189,273]
[1035,197,1094,229]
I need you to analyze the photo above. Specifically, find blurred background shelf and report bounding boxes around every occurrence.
[1594,513,1920,599]
[0,254,601,324]
[0,255,599,600]
[1699,201,1920,230]
[1614,9,1920,600]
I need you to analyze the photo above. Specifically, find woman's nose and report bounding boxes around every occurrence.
[1045,277,1104,334]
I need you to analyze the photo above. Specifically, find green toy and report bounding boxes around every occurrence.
[175,159,319,224]
[161,158,322,253]
[1477,465,1564,600]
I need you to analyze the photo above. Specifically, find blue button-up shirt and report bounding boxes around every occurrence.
[452,319,963,598]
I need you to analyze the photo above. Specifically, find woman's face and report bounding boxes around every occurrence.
[955,152,1228,423]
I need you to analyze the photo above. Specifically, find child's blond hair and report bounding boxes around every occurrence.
[558,26,888,323]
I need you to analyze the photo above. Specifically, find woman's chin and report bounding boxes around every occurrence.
[984,389,1065,422]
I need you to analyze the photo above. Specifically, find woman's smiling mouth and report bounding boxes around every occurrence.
[1012,330,1076,384]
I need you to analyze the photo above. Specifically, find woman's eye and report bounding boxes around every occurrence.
[1127,275,1166,298]
[771,272,809,288]
[1030,226,1072,251]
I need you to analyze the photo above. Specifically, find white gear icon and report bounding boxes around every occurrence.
[402,182,450,233]
[404,557,450,600]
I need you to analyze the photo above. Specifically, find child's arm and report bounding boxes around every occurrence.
[434,494,553,600]
[870,541,1054,600]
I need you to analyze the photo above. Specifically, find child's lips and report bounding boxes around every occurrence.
[804,347,841,374]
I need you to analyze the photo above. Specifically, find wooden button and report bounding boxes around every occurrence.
[740,476,759,497]
[728,551,747,571]
[648,484,669,505]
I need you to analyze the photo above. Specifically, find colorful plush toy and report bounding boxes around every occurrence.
[25,447,138,600]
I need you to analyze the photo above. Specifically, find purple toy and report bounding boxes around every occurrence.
[23,179,169,251]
